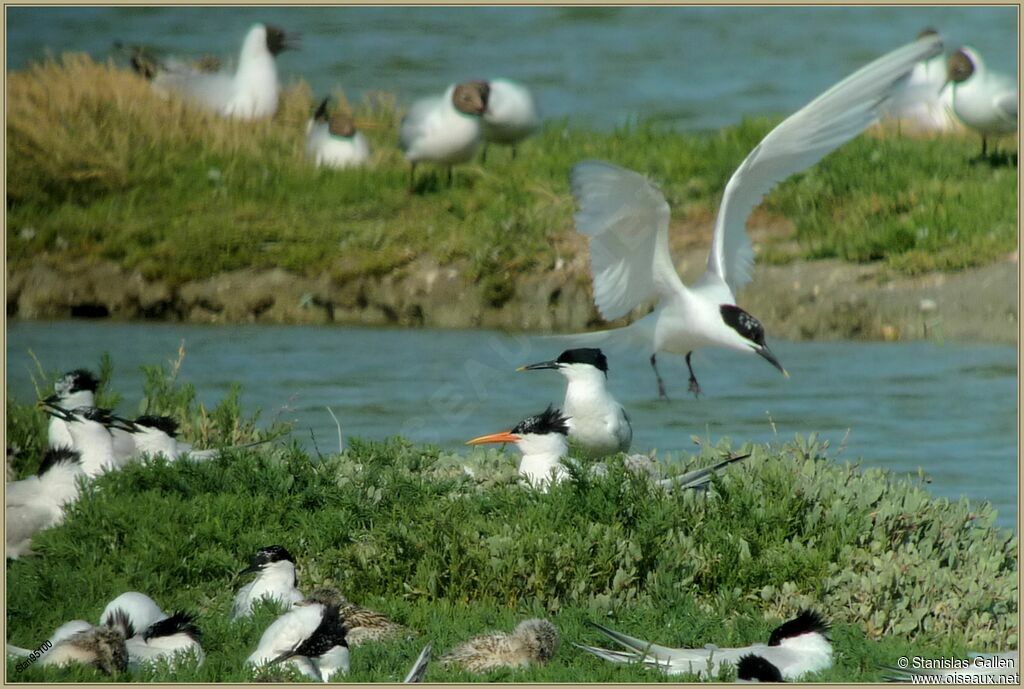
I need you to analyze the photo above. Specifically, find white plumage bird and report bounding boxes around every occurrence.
[399,81,490,188]
[945,46,1018,158]
[481,78,541,160]
[885,29,960,133]
[138,23,297,120]
[5,448,85,559]
[569,34,943,398]
[306,97,371,169]
[232,545,305,620]
[576,609,832,681]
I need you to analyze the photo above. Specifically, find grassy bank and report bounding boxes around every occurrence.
[5,360,1017,682]
[7,54,1018,298]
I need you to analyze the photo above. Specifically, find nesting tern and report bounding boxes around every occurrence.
[106,608,204,670]
[100,592,168,635]
[6,447,85,559]
[134,23,298,119]
[232,545,305,620]
[246,592,349,681]
[399,81,489,189]
[466,405,570,487]
[575,609,832,680]
[568,35,943,398]
[306,97,371,169]
[944,47,1018,158]
[481,78,541,161]
[440,618,559,672]
[518,348,631,457]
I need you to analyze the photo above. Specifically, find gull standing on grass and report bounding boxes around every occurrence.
[517,348,631,457]
[481,78,541,161]
[568,34,943,399]
[132,23,298,120]
[944,46,1018,158]
[399,81,490,189]
[306,97,371,169]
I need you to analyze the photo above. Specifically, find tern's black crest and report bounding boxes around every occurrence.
[720,305,766,346]
[36,446,82,476]
[511,405,570,437]
[58,369,99,395]
[737,654,784,682]
[144,611,202,643]
[264,24,297,55]
[135,415,179,438]
[314,96,331,122]
[252,544,296,567]
[767,609,830,646]
[288,604,348,660]
[556,348,609,373]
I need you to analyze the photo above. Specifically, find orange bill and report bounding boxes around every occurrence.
[465,430,520,446]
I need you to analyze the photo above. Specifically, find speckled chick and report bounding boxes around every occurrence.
[440,618,559,672]
[40,625,129,675]
[306,587,413,646]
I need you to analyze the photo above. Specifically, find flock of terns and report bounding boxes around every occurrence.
[7,14,1018,684]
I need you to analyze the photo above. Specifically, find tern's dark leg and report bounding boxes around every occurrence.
[982,136,988,159]
[481,144,489,165]
[408,163,417,192]
[447,166,453,187]
[650,353,669,400]
[512,145,518,161]
[685,351,702,399]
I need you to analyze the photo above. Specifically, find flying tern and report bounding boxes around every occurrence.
[518,348,632,457]
[575,609,832,680]
[569,34,943,398]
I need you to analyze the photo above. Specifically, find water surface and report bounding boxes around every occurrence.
[7,320,1017,529]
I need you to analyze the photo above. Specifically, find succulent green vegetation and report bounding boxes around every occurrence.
[6,54,1017,292]
[6,357,1017,682]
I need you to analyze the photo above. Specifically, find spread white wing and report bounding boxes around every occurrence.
[707,34,944,292]
[570,161,687,321]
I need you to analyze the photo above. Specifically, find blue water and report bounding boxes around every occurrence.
[6,6,1018,130]
[6,321,1017,529]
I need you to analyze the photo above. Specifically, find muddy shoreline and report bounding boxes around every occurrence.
[7,256,1018,344]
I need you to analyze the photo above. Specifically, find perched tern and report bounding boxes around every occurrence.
[576,609,832,680]
[569,34,943,398]
[135,23,298,120]
[467,405,570,487]
[106,608,204,671]
[6,447,85,559]
[39,403,136,477]
[232,545,305,620]
[518,348,631,457]
[246,593,349,681]
[45,370,98,450]
[440,618,559,673]
[8,621,128,674]
[306,97,371,169]
[945,46,1018,158]
[306,587,413,646]
[399,81,489,189]
[481,78,541,161]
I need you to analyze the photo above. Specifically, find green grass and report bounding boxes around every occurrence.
[5,358,1017,682]
[6,54,1018,291]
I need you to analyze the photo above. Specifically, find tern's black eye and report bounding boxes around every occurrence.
[720,305,765,346]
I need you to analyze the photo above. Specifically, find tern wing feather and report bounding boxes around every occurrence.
[588,621,690,660]
[708,34,943,292]
[994,90,1018,122]
[402,642,432,683]
[570,161,687,321]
